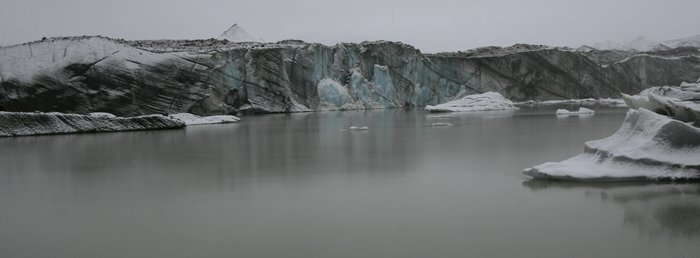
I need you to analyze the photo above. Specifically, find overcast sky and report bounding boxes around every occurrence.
[1,0,699,53]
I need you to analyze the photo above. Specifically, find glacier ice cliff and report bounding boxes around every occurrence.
[1,36,700,116]
[0,111,184,137]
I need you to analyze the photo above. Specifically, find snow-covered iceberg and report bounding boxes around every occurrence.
[524,108,700,181]
[556,107,595,116]
[622,93,700,125]
[168,113,240,126]
[425,92,517,113]
[0,112,185,137]
[639,82,700,101]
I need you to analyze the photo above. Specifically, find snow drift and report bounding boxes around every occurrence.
[0,112,185,137]
[425,92,517,113]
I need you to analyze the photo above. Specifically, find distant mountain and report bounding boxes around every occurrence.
[591,36,667,52]
[217,24,262,42]
[663,34,700,48]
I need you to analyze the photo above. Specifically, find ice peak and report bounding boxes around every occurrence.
[218,24,262,42]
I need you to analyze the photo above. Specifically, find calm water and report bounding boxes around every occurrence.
[1,107,698,258]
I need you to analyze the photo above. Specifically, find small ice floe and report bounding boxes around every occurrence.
[348,126,369,131]
[597,98,627,107]
[88,112,117,118]
[168,113,240,126]
[428,115,455,119]
[425,92,517,113]
[431,122,453,127]
[555,107,595,116]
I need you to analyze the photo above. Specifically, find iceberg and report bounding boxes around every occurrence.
[622,93,700,125]
[168,113,240,126]
[0,112,184,137]
[555,107,595,116]
[524,108,700,181]
[348,126,369,131]
[638,82,700,101]
[425,92,517,113]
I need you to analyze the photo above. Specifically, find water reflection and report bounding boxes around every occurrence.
[524,180,700,238]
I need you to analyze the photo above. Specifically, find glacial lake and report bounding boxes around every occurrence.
[1,106,699,258]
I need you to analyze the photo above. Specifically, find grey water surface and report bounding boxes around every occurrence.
[1,106,698,258]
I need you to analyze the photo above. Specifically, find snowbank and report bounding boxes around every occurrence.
[524,108,700,181]
[0,112,185,137]
[556,107,595,116]
[168,113,240,126]
[425,92,517,113]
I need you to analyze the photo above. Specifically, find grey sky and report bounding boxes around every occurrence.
[1,0,699,53]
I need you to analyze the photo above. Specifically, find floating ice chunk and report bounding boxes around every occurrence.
[431,122,453,127]
[622,93,700,125]
[524,109,700,181]
[428,115,455,119]
[639,83,700,101]
[89,112,117,118]
[597,98,627,107]
[349,126,369,131]
[555,107,595,116]
[425,92,517,113]
[169,113,240,126]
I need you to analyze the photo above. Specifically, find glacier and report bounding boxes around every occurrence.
[1,35,700,116]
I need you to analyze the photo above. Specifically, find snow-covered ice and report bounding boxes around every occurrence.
[638,83,700,101]
[425,92,517,113]
[168,113,240,126]
[622,93,700,125]
[555,107,595,116]
[524,108,700,181]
